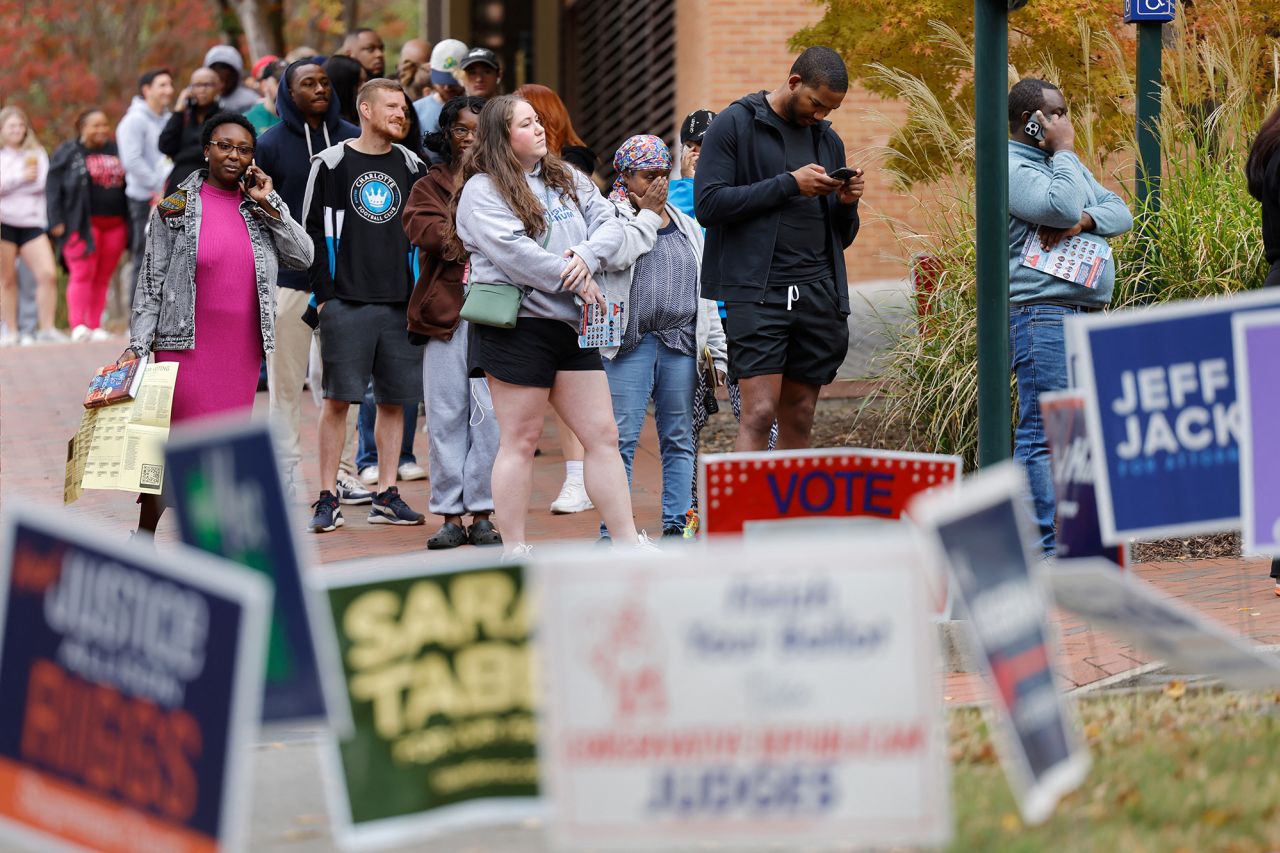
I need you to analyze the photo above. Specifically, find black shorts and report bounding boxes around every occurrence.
[0,225,45,247]
[317,299,423,404]
[469,316,602,387]
[723,278,850,386]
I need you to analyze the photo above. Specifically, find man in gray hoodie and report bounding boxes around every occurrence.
[205,44,261,114]
[117,69,174,262]
[1007,78,1133,555]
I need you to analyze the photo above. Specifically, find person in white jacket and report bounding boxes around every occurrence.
[598,134,726,539]
[116,69,175,280]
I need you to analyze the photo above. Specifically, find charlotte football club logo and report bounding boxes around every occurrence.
[351,171,401,223]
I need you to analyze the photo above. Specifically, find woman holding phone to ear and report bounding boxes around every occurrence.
[122,111,313,534]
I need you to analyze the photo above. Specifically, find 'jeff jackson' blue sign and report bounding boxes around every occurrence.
[1068,290,1280,544]
[1124,0,1175,24]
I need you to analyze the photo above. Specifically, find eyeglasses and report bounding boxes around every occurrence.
[449,126,477,140]
[210,139,255,157]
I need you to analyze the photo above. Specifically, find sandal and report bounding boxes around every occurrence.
[468,518,503,547]
[427,521,468,550]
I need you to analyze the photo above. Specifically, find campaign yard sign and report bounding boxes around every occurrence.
[1048,559,1280,689]
[1232,309,1280,555]
[535,534,951,850]
[0,506,270,853]
[911,463,1088,825]
[165,418,346,729]
[1068,289,1280,543]
[313,553,540,849]
[698,448,962,535]
[1041,391,1125,566]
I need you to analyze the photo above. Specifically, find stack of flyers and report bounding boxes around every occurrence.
[1020,230,1112,289]
[578,300,624,348]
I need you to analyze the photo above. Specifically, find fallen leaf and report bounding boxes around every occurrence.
[1165,680,1186,700]
[1199,808,1236,827]
[1001,812,1021,833]
[1084,721,1103,741]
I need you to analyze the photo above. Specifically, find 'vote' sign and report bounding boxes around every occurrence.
[699,449,962,535]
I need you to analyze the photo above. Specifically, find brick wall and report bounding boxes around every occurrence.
[674,0,922,284]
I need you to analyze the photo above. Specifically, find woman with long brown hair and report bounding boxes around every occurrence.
[514,82,599,515]
[450,95,656,556]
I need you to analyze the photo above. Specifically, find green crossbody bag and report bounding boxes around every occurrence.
[459,190,557,329]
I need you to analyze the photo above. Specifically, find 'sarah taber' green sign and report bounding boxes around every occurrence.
[317,555,541,848]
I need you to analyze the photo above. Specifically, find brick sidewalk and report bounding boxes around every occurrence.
[2,340,1275,705]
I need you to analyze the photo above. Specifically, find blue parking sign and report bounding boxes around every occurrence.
[1124,0,1175,24]
[1068,290,1280,543]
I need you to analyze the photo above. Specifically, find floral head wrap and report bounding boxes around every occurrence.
[609,134,672,202]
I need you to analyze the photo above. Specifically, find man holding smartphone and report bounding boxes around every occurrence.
[1007,78,1133,555]
[695,46,865,452]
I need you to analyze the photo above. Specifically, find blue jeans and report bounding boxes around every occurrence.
[602,334,698,532]
[1010,303,1079,556]
[356,383,418,471]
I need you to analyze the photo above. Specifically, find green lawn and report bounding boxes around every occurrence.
[949,687,1280,852]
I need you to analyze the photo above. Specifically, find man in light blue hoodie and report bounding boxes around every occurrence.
[117,69,174,266]
[1007,78,1133,555]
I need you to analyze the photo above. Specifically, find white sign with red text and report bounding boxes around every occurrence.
[533,533,950,850]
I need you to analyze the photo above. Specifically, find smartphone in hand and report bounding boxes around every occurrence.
[828,166,861,182]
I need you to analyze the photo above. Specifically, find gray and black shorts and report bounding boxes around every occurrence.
[317,299,423,405]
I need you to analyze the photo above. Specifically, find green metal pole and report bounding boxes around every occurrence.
[1136,21,1163,222]
[975,0,1011,468]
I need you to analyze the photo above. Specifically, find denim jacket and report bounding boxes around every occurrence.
[129,170,313,355]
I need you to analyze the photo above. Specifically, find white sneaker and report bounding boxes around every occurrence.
[34,328,69,344]
[0,329,18,347]
[89,328,112,342]
[502,543,534,563]
[18,333,34,346]
[550,479,593,514]
[633,531,662,553]
[70,324,91,342]
[397,461,427,481]
[359,465,379,485]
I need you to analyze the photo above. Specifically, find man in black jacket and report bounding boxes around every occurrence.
[695,46,865,451]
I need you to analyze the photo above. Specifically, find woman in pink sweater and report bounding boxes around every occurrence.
[0,106,63,345]
[122,111,313,533]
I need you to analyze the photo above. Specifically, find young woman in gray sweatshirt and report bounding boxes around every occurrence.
[451,95,659,557]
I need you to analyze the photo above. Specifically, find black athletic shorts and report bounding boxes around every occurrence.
[469,316,602,387]
[0,225,45,247]
[723,277,850,386]
[317,298,423,404]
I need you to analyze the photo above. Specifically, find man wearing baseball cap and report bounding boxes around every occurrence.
[668,109,715,218]
[460,47,502,99]
[414,38,468,134]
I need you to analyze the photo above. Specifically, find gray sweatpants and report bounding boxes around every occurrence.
[424,321,499,516]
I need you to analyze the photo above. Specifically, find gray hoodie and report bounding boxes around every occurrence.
[204,45,261,115]
[116,96,171,202]
[456,167,626,327]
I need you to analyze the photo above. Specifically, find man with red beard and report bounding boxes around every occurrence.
[303,79,428,533]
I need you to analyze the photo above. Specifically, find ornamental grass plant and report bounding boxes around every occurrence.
[861,5,1278,470]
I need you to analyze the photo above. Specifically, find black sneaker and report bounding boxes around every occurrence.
[310,491,344,533]
[369,487,425,526]
[662,526,685,538]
